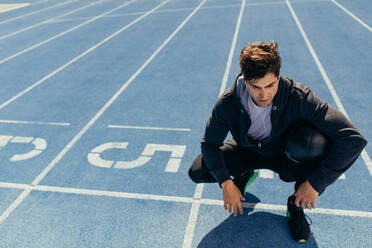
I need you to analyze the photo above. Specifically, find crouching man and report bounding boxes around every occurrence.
[188,41,367,243]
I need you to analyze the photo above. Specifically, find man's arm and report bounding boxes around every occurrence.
[301,88,367,194]
[201,97,230,185]
[201,97,246,216]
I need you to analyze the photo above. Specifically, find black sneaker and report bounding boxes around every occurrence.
[286,195,312,243]
[233,170,258,196]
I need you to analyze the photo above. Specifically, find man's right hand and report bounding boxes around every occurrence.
[221,179,245,216]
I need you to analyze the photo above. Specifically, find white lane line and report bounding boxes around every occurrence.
[286,0,372,176]
[0,3,30,14]
[361,150,372,174]
[290,0,330,3]
[0,182,371,218]
[35,185,193,203]
[0,188,32,224]
[0,1,70,25]
[48,8,192,24]
[46,0,331,24]
[259,169,274,179]
[331,0,372,32]
[219,0,246,96]
[0,0,101,41]
[108,125,191,132]
[0,0,209,224]
[0,1,168,112]
[0,182,29,190]
[31,0,170,187]
[0,0,138,65]
[183,1,246,247]
[200,198,372,218]
[307,206,372,218]
[182,184,204,248]
[0,120,70,126]
[258,170,348,179]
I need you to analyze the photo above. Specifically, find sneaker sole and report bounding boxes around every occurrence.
[243,170,258,195]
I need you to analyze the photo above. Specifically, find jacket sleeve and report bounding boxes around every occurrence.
[201,97,231,185]
[300,89,367,193]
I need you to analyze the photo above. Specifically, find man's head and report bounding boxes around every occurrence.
[239,41,281,107]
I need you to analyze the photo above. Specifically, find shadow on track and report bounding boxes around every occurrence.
[197,193,318,248]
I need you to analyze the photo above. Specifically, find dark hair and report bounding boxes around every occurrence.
[239,41,281,81]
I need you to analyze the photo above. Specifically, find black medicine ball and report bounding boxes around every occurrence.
[285,123,329,164]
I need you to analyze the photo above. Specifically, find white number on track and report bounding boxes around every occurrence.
[0,135,47,162]
[87,142,186,172]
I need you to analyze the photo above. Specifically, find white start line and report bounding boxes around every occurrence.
[0,181,370,218]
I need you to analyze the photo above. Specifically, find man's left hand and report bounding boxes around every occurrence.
[294,180,319,209]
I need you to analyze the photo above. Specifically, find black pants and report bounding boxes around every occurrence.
[188,140,321,193]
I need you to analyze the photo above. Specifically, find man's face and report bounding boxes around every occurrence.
[245,73,279,107]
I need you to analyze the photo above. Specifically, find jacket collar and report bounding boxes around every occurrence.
[230,73,286,113]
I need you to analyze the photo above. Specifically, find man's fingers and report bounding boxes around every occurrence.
[295,197,301,207]
[233,204,238,216]
[238,202,244,215]
[224,201,228,211]
[295,198,316,209]
[228,203,232,213]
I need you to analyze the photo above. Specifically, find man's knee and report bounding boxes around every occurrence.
[188,166,201,183]
[188,157,198,182]
[188,154,216,183]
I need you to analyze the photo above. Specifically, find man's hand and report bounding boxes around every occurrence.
[221,179,245,216]
[295,180,319,209]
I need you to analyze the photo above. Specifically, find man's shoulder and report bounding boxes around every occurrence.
[213,77,242,114]
[281,75,312,99]
[215,89,236,111]
[217,79,239,103]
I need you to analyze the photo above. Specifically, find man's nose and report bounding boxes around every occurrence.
[260,89,268,98]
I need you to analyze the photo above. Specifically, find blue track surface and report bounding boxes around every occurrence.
[0,0,371,247]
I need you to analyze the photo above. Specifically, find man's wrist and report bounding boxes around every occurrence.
[305,180,319,194]
[221,179,233,189]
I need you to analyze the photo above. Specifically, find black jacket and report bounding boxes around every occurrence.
[201,74,367,193]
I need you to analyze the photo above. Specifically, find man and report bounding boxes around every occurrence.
[188,41,367,242]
